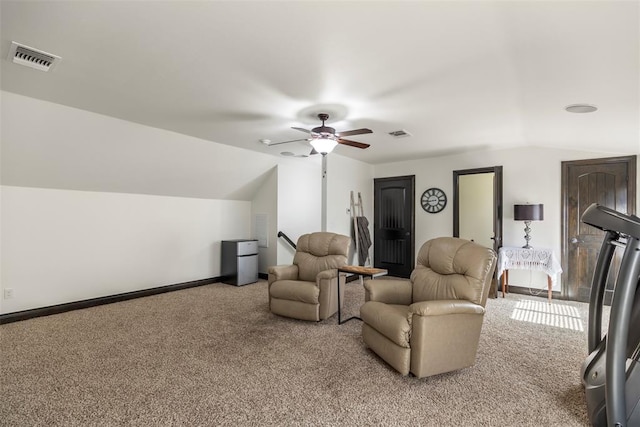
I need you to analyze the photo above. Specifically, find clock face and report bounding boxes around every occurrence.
[421,188,447,213]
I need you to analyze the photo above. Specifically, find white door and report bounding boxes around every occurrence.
[458,173,494,249]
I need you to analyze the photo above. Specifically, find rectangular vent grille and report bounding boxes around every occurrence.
[388,129,412,138]
[8,42,61,72]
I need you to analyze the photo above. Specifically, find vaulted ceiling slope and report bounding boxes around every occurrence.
[1,1,638,164]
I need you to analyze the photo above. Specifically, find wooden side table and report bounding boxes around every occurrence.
[497,247,562,304]
[336,266,388,324]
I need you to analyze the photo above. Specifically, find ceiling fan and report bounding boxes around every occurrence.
[267,113,372,155]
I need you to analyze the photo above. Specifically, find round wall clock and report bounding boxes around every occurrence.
[421,188,447,213]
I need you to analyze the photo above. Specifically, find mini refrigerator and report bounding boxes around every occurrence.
[221,239,259,286]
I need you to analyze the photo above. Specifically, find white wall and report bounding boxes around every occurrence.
[0,92,336,314]
[1,91,278,201]
[1,186,251,314]
[251,167,278,274]
[3,92,636,312]
[275,159,323,265]
[326,154,375,265]
[0,93,327,314]
[250,154,374,269]
[374,146,640,291]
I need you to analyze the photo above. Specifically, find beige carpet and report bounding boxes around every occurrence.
[0,280,600,426]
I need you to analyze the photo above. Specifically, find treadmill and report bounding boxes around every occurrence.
[580,203,640,427]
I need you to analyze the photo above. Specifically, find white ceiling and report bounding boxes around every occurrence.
[1,1,638,164]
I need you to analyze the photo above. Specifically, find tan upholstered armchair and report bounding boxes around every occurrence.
[360,237,497,378]
[268,232,351,321]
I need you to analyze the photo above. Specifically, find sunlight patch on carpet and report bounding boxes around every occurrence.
[511,299,584,331]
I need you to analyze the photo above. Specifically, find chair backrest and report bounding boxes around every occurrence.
[293,232,351,282]
[410,237,497,306]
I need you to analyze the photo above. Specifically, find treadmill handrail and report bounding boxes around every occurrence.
[587,230,618,353]
[581,203,640,239]
[581,204,640,426]
[605,237,640,427]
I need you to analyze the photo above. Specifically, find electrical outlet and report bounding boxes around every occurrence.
[3,288,14,300]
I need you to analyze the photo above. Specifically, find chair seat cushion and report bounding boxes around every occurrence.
[270,280,319,304]
[360,301,411,348]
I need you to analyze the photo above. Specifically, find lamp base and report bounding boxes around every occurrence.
[522,220,533,249]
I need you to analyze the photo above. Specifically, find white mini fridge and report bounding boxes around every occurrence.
[221,239,259,286]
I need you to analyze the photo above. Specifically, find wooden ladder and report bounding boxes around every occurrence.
[350,191,370,266]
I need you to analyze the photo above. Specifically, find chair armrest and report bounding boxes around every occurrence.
[268,265,298,283]
[364,279,412,304]
[409,300,485,317]
[316,269,338,281]
[316,269,341,320]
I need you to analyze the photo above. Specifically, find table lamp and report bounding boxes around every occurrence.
[514,204,544,249]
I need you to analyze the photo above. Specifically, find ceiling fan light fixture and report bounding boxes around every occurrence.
[310,137,338,154]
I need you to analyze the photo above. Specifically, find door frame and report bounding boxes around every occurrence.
[453,166,503,298]
[560,155,636,300]
[453,166,503,249]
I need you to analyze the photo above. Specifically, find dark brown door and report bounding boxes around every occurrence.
[374,176,415,278]
[561,156,636,302]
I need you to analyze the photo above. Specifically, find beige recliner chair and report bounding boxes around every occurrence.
[268,232,351,321]
[360,237,497,378]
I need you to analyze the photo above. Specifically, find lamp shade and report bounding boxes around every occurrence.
[514,204,544,221]
[310,137,338,154]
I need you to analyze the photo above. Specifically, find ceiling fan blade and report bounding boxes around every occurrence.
[292,126,312,134]
[267,138,310,146]
[336,128,373,137]
[337,138,370,149]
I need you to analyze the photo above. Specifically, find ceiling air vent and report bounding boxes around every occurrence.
[7,41,61,72]
[388,129,412,138]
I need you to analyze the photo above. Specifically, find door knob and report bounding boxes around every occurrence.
[570,237,579,244]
